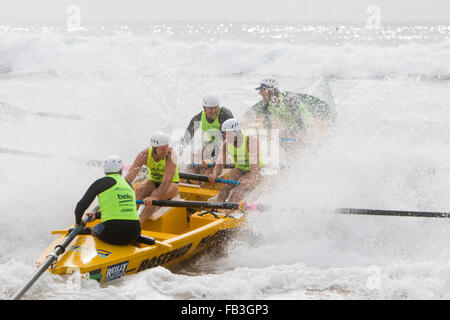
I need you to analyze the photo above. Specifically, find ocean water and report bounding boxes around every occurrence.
[1,21,450,300]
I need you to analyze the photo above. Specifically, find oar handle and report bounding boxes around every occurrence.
[179,172,240,185]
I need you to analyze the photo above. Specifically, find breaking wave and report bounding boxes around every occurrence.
[0,32,449,79]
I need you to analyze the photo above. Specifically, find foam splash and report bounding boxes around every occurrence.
[1,32,449,79]
[1,22,450,300]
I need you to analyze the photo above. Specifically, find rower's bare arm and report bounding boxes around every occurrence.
[248,136,260,179]
[124,149,148,183]
[213,142,226,177]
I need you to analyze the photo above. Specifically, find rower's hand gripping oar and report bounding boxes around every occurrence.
[179,172,240,185]
[136,199,258,212]
[11,215,91,300]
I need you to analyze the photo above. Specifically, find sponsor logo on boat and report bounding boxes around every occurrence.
[137,242,193,273]
[105,261,129,282]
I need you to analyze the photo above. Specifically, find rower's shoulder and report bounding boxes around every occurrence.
[219,106,233,114]
[135,148,149,163]
[139,147,149,156]
[90,175,117,193]
[218,106,234,121]
[167,148,179,164]
[282,90,300,101]
[187,111,203,124]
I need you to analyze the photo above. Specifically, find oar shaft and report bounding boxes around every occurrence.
[11,218,89,300]
[11,256,55,300]
[137,199,241,210]
[179,172,240,185]
[338,208,450,218]
[189,163,235,169]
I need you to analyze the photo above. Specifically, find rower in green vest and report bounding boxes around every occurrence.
[208,118,264,203]
[74,155,141,245]
[181,94,234,175]
[125,132,179,223]
[246,77,335,144]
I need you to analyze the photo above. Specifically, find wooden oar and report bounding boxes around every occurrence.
[136,199,256,212]
[179,172,241,185]
[11,215,91,300]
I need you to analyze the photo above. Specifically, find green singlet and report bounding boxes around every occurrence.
[226,134,264,172]
[146,147,180,183]
[97,173,139,222]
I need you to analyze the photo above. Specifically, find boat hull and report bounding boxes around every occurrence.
[36,184,244,283]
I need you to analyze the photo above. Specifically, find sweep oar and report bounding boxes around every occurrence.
[11,216,91,300]
[250,205,450,218]
[208,202,450,219]
[179,172,240,185]
[136,199,257,212]
[337,208,450,218]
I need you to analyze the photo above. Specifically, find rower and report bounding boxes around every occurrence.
[181,94,234,175]
[125,132,180,223]
[208,118,264,203]
[245,77,334,146]
[74,155,141,245]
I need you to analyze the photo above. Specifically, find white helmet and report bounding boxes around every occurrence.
[221,118,241,132]
[255,77,279,90]
[103,155,123,174]
[150,132,170,147]
[202,94,220,108]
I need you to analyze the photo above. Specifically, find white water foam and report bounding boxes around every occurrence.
[1,22,450,300]
[1,31,450,79]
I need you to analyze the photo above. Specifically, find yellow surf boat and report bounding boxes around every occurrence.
[35,183,247,284]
